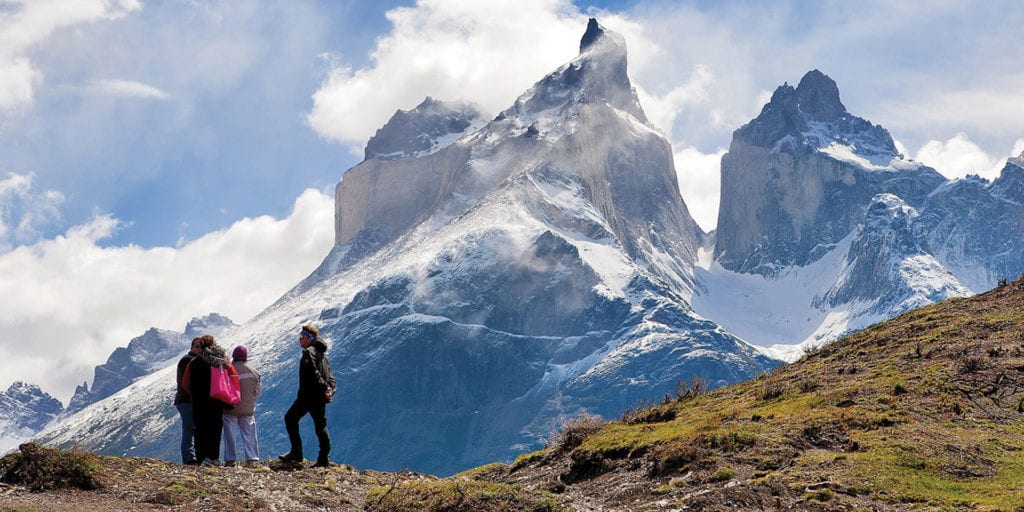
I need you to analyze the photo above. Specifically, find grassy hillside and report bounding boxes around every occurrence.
[457,277,1024,511]
[4,278,1023,511]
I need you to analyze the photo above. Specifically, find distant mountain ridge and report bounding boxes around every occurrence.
[0,314,234,453]
[0,382,63,453]
[66,313,236,414]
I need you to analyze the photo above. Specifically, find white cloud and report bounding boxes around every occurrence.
[1011,139,1024,159]
[673,146,726,233]
[0,172,64,248]
[878,80,1024,153]
[307,0,589,149]
[0,0,141,113]
[0,187,335,403]
[87,79,169,99]
[914,133,1004,180]
[0,57,41,111]
[637,64,713,138]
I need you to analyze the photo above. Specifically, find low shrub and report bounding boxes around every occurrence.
[0,443,103,492]
[548,414,606,454]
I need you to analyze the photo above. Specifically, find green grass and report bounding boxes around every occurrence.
[514,282,1024,508]
[364,480,563,512]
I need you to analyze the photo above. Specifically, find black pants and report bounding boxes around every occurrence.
[193,402,224,462]
[284,396,330,459]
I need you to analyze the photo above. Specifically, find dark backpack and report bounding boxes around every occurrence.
[312,351,336,403]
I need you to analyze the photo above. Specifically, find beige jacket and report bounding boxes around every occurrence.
[226,361,261,416]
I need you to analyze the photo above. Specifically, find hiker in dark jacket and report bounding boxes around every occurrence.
[186,334,231,467]
[279,325,336,468]
[174,337,201,464]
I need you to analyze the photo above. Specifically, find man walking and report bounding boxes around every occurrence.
[174,337,201,464]
[279,325,336,468]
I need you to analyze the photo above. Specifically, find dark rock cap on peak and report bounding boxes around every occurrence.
[580,18,604,52]
[795,69,847,121]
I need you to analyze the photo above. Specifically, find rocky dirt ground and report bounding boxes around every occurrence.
[0,448,442,512]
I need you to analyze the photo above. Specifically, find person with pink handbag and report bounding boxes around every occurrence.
[182,334,233,467]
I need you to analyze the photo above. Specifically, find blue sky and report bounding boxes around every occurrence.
[1,0,1023,402]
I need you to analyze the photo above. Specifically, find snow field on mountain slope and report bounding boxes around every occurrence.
[692,234,854,358]
[526,173,634,297]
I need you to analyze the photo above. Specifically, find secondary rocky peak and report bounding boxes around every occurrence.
[795,69,846,121]
[731,70,885,151]
[0,381,63,433]
[814,192,971,316]
[183,313,235,339]
[364,97,485,161]
[991,156,1024,202]
[716,70,944,275]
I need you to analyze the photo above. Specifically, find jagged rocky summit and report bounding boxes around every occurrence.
[916,153,1024,292]
[695,71,1022,357]
[0,314,235,453]
[714,70,947,275]
[35,19,778,476]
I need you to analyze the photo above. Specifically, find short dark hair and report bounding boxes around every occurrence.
[301,325,319,338]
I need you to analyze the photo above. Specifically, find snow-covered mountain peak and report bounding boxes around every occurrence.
[1011,150,1024,168]
[183,313,236,340]
[818,192,970,316]
[332,18,696,297]
[497,18,645,127]
[364,97,486,161]
[1,382,63,453]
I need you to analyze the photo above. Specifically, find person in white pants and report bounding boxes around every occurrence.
[223,345,261,465]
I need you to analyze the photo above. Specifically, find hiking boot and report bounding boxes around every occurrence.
[201,458,223,467]
[313,456,330,468]
[278,452,303,463]
[224,460,237,467]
